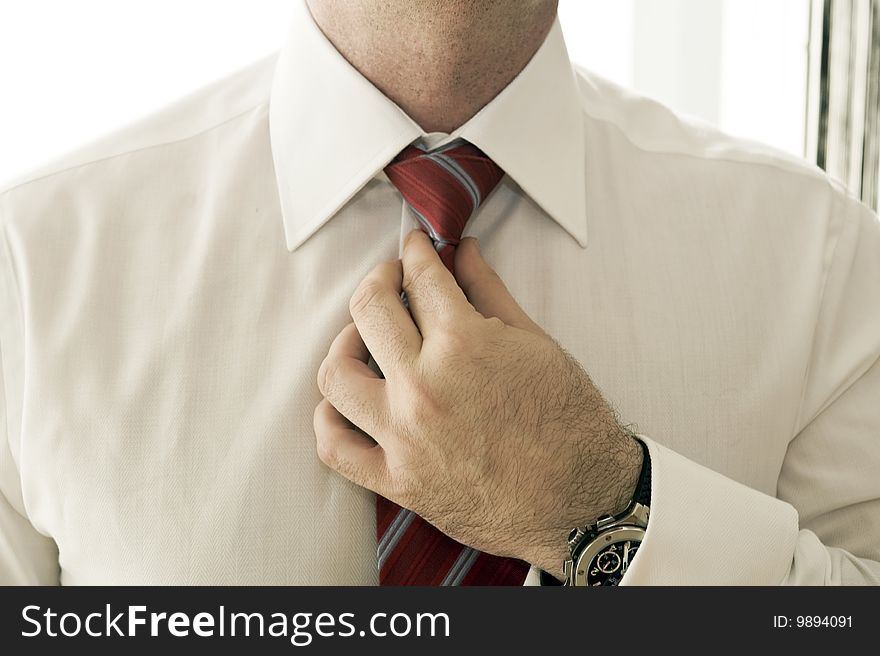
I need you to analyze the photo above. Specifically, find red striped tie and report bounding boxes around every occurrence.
[377,139,529,586]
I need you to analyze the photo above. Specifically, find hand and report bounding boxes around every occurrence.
[314,229,642,576]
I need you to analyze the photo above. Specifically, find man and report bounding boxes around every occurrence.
[0,0,877,585]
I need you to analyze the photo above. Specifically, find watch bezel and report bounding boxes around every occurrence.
[570,525,646,586]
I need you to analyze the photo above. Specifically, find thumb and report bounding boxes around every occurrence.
[454,237,545,334]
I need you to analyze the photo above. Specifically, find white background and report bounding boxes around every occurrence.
[0,0,811,186]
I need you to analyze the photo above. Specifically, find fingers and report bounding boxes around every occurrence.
[454,237,545,334]
[401,230,476,337]
[349,259,422,374]
[313,398,389,494]
[317,322,387,435]
[324,321,374,375]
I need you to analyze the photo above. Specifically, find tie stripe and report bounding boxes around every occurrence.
[377,139,529,586]
[426,153,481,209]
[376,508,416,569]
[440,547,480,586]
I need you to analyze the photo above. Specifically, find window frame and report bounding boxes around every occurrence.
[807,0,880,210]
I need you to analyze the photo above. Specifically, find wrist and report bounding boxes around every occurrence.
[532,428,644,578]
[605,430,644,515]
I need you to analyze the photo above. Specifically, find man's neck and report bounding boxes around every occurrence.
[305,0,558,133]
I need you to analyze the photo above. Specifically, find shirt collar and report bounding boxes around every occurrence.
[270,0,587,251]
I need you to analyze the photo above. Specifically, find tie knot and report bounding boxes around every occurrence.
[384,139,504,253]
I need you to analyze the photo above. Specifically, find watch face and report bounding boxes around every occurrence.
[587,538,641,586]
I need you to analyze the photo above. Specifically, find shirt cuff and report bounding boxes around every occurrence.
[621,435,798,584]
[526,435,799,585]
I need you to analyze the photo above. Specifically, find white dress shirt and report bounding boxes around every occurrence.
[1,1,879,585]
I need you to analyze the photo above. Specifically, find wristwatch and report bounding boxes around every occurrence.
[561,439,651,586]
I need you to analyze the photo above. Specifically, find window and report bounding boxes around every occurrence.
[807,0,880,210]
[559,0,880,211]
[558,0,811,157]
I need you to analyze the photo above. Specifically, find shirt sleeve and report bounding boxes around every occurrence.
[0,211,60,585]
[527,187,880,586]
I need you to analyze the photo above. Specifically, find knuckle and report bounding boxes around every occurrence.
[315,435,338,468]
[313,404,338,467]
[400,378,447,424]
[403,259,434,291]
[316,356,340,396]
[482,315,506,332]
[349,279,386,317]
[435,326,468,353]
